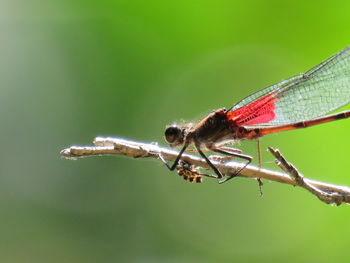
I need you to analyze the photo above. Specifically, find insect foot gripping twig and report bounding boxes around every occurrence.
[268,147,350,206]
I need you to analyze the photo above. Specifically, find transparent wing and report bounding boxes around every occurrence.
[228,46,350,126]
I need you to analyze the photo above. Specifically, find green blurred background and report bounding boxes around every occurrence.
[2,0,350,262]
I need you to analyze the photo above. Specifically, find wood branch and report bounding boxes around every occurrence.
[268,147,348,205]
[60,136,350,205]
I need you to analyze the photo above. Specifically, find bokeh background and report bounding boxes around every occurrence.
[2,0,350,262]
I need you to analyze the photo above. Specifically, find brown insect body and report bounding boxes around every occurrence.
[185,109,261,148]
[164,108,255,183]
[189,109,233,146]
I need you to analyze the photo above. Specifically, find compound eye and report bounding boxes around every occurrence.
[165,126,181,144]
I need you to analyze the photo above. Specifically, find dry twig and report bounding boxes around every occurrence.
[268,147,349,205]
[60,136,350,205]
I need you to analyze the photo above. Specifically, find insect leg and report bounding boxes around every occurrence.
[256,139,264,195]
[195,143,222,179]
[257,139,262,168]
[209,146,252,184]
[160,144,189,171]
[213,141,243,153]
